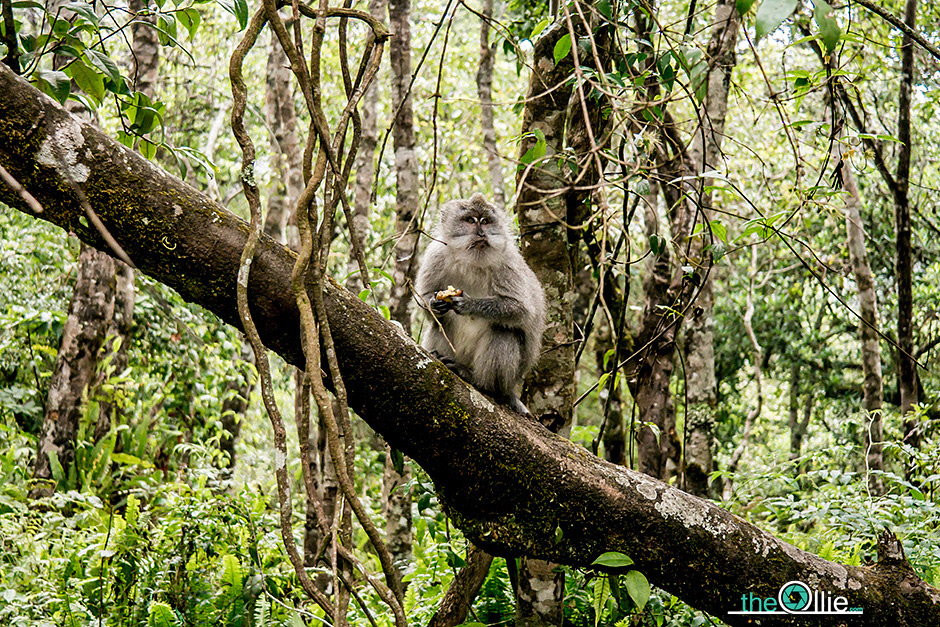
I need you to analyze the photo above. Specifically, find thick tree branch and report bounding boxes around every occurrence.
[0,64,937,626]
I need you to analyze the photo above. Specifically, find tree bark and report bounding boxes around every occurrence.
[512,22,578,625]
[429,545,494,627]
[476,0,505,210]
[348,0,385,291]
[679,0,740,497]
[385,0,416,581]
[2,63,939,627]
[895,0,918,445]
[31,245,115,496]
[388,0,419,332]
[263,34,304,246]
[834,130,885,494]
[129,0,159,96]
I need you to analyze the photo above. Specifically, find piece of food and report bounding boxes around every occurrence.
[434,285,463,301]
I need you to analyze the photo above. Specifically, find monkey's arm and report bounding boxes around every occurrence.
[449,295,527,323]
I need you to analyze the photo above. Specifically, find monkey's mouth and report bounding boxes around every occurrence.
[468,238,489,250]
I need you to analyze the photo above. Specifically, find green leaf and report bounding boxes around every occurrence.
[139,139,158,160]
[64,2,100,26]
[592,551,634,568]
[593,575,612,626]
[649,233,665,255]
[64,58,105,103]
[530,18,549,39]
[34,69,70,103]
[156,14,178,47]
[176,8,202,40]
[390,447,405,474]
[83,48,122,84]
[709,220,728,243]
[234,0,249,30]
[519,128,547,168]
[47,449,65,484]
[111,452,154,468]
[624,570,651,611]
[553,33,571,65]
[147,602,179,627]
[220,554,243,598]
[755,0,797,40]
[813,0,840,53]
[736,0,757,14]
[597,0,613,19]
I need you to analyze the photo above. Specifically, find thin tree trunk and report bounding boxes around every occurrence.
[31,245,116,496]
[263,35,304,246]
[596,318,626,466]
[129,0,158,95]
[384,0,417,581]
[896,0,918,445]
[680,0,740,497]
[788,362,814,470]
[476,0,505,210]
[627,0,684,483]
[835,131,885,494]
[387,0,419,331]
[430,545,494,627]
[348,0,384,291]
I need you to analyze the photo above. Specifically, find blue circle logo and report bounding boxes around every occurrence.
[778,581,811,613]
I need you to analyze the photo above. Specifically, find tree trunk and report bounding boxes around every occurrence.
[429,545,494,627]
[348,0,384,291]
[835,130,885,494]
[31,245,116,496]
[476,0,505,210]
[388,0,419,331]
[3,63,939,627]
[679,0,740,497]
[385,0,416,580]
[512,22,578,625]
[895,0,919,445]
[129,0,159,96]
[263,34,304,246]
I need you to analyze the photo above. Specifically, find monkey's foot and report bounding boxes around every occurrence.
[507,395,533,418]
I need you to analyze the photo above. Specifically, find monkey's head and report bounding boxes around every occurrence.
[438,193,511,256]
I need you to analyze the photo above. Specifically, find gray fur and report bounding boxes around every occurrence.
[416,193,545,415]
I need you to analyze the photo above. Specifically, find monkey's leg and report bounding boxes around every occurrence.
[506,394,533,418]
[472,331,532,415]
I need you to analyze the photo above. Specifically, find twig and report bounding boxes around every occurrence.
[0,163,43,213]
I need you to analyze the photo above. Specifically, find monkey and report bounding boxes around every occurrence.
[415,193,545,416]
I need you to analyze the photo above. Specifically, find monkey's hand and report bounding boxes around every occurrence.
[430,295,465,316]
[430,287,464,316]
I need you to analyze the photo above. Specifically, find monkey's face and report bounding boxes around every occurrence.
[442,196,510,256]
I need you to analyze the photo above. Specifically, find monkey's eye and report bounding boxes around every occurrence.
[463,216,476,224]
[480,217,491,225]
